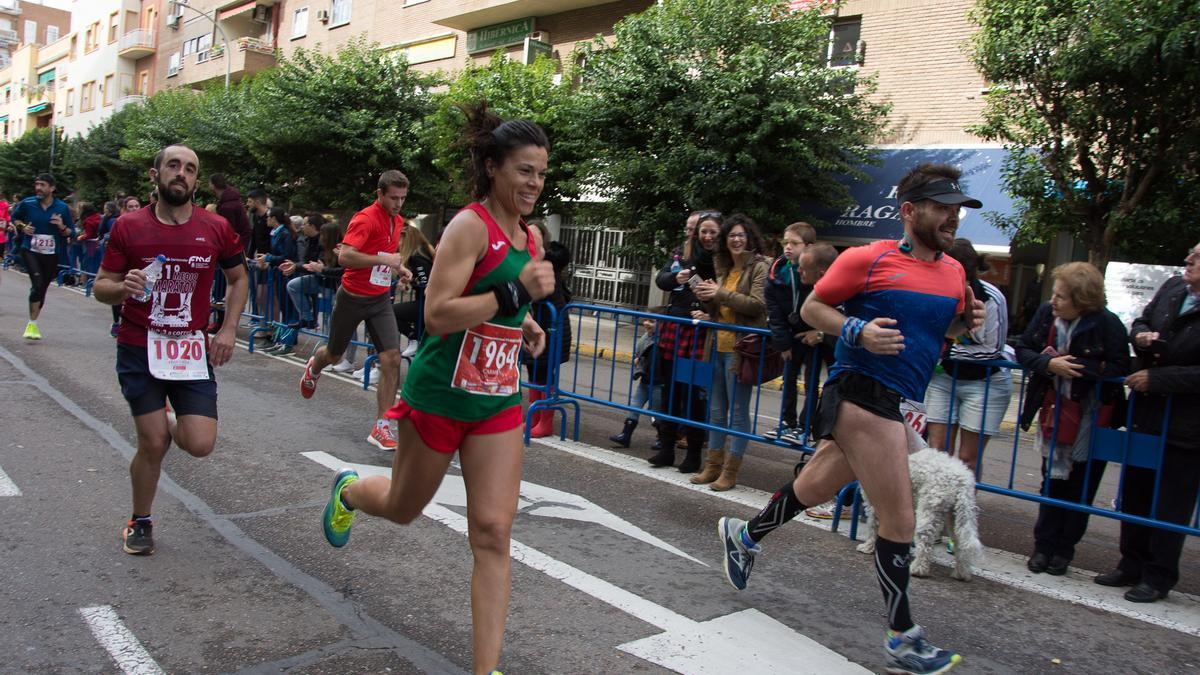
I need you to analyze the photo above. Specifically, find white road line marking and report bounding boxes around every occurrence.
[78,605,165,675]
[533,437,1200,638]
[0,465,20,496]
[303,451,868,673]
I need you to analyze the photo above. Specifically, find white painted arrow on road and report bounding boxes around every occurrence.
[302,451,868,673]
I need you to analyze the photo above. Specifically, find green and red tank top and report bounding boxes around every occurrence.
[400,203,537,421]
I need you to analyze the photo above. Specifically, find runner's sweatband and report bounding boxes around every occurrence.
[491,280,532,316]
[840,316,866,349]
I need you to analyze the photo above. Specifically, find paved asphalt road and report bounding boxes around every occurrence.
[1,270,1197,674]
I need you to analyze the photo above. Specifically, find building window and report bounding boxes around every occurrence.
[81,81,95,111]
[103,74,115,106]
[46,25,58,44]
[292,7,308,39]
[86,21,101,52]
[23,19,36,45]
[330,0,351,28]
[167,52,182,77]
[65,88,74,115]
[828,17,862,68]
[109,12,120,43]
[183,34,213,62]
[138,71,149,95]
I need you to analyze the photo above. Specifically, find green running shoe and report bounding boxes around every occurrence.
[323,469,359,547]
[23,321,41,340]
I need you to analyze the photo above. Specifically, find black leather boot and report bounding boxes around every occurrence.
[677,430,705,472]
[648,425,676,466]
[609,419,637,448]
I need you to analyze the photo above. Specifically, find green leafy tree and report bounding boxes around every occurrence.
[0,126,71,198]
[61,107,145,205]
[243,38,443,213]
[120,84,268,200]
[971,0,1200,269]
[573,0,888,256]
[423,52,584,213]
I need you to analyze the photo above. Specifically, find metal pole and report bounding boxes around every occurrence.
[169,1,231,88]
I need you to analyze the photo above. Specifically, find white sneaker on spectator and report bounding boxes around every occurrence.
[401,341,418,358]
[352,365,380,386]
[330,359,355,373]
[805,501,838,520]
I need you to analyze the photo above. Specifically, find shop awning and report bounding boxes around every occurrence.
[0,114,8,122]
[807,147,1017,250]
[26,102,48,114]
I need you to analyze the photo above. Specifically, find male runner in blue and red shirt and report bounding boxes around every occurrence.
[717,163,986,675]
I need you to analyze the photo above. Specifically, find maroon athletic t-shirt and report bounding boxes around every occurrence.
[101,205,243,348]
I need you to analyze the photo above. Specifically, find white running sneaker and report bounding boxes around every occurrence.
[805,501,838,520]
[330,359,355,373]
[401,341,418,358]
[352,366,380,386]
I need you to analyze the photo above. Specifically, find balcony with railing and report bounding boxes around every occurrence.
[115,93,146,111]
[118,29,156,59]
[0,28,17,46]
[430,0,615,31]
[180,36,275,88]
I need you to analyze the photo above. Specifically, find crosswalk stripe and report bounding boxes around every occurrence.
[0,464,20,496]
[79,605,164,675]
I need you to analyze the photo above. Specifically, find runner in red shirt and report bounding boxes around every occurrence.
[93,144,249,556]
[298,171,412,450]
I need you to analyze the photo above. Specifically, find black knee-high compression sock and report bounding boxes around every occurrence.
[874,536,915,632]
[746,481,807,543]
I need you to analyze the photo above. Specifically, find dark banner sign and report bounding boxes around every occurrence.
[807,147,1016,247]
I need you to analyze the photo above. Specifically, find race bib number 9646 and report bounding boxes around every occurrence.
[452,322,522,396]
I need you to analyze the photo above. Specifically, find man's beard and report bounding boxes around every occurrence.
[913,212,954,253]
[157,178,194,207]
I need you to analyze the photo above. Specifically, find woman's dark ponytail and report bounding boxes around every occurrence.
[458,101,550,200]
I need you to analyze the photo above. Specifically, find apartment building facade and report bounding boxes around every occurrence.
[0,0,70,70]
[55,0,157,138]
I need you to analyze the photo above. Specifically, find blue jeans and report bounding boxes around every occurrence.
[625,379,664,423]
[286,274,323,322]
[708,350,753,457]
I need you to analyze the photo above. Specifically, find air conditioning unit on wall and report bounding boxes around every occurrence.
[166,14,180,30]
[316,9,330,24]
[250,5,270,24]
[528,30,550,43]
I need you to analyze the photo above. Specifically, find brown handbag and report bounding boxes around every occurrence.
[735,334,785,385]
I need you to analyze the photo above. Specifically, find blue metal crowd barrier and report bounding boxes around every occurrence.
[553,302,825,453]
[544,303,1198,540]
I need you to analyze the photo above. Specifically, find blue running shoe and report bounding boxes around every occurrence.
[322,469,360,548]
[718,517,760,590]
[885,625,962,674]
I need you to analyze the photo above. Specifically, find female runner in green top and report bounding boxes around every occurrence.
[322,103,557,675]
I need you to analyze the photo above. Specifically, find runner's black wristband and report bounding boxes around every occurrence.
[491,280,532,316]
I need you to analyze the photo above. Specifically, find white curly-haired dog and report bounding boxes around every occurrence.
[856,445,984,581]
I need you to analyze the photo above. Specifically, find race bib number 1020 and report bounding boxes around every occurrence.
[452,322,522,396]
[147,330,209,381]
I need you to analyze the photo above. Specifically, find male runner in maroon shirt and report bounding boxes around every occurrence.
[93,144,249,556]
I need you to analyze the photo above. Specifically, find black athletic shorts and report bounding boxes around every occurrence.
[116,343,218,419]
[813,371,904,440]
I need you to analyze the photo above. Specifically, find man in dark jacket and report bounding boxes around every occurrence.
[208,174,251,333]
[765,222,819,444]
[1095,244,1200,603]
[210,173,250,251]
